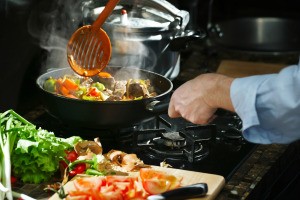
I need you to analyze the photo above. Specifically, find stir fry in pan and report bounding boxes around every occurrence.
[43,72,157,101]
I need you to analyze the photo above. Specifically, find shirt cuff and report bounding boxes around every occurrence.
[230,75,273,131]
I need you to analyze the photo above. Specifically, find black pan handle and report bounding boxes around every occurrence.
[145,100,169,114]
[147,183,208,200]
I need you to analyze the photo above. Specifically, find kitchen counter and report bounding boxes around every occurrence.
[175,39,299,199]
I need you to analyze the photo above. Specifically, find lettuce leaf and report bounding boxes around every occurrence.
[11,127,82,184]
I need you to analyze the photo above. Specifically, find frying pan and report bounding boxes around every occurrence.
[36,67,172,129]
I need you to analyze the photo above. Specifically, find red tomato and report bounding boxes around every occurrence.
[11,176,17,184]
[139,168,182,195]
[69,163,87,177]
[59,160,68,169]
[66,150,79,162]
[60,150,79,173]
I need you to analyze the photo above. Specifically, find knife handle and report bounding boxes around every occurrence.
[148,183,208,200]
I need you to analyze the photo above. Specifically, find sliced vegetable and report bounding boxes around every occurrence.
[55,79,70,96]
[43,77,56,93]
[87,87,101,97]
[98,71,112,78]
[64,168,182,199]
[62,78,79,92]
[85,169,105,176]
[91,82,105,91]
[139,168,182,194]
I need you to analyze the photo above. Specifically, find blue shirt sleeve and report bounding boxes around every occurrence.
[230,62,300,144]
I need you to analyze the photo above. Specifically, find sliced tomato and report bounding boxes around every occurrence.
[98,184,124,200]
[106,176,137,196]
[67,191,90,200]
[73,176,106,192]
[139,168,182,195]
[142,177,170,195]
[106,175,137,185]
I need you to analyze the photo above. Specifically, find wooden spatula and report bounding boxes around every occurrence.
[67,0,120,77]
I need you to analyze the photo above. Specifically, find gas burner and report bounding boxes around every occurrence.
[159,132,186,148]
[133,124,216,163]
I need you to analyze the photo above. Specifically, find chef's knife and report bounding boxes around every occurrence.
[147,183,208,200]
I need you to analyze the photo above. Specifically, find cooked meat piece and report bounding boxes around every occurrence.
[113,80,127,98]
[98,76,115,90]
[100,89,113,101]
[127,80,150,98]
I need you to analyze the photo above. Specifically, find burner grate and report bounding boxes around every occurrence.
[133,124,216,163]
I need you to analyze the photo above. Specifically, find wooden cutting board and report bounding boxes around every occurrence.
[49,166,225,200]
[216,60,287,77]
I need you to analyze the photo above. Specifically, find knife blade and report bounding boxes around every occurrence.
[147,183,208,200]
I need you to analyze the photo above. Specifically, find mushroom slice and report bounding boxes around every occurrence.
[121,153,149,171]
[74,140,103,156]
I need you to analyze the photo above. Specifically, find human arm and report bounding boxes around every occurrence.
[168,73,235,124]
[231,63,300,144]
[168,63,300,144]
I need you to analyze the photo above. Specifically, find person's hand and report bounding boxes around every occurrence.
[168,73,235,124]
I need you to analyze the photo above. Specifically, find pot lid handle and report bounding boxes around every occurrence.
[120,0,190,28]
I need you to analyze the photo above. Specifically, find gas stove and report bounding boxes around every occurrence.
[31,107,256,181]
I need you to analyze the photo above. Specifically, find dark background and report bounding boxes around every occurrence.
[1,0,300,113]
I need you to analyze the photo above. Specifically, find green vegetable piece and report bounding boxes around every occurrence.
[82,95,97,101]
[134,96,143,100]
[43,77,56,93]
[91,82,105,91]
[85,168,105,176]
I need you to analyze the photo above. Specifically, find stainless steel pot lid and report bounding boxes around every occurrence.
[82,0,189,32]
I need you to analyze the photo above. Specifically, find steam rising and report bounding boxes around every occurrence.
[25,0,178,78]
[27,0,85,72]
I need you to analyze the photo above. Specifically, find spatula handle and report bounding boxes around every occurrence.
[92,0,120,30]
